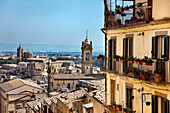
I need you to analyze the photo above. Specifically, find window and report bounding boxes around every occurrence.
[85,52,90,60]
[126,86,132,109]
[152,95,169,113]
[67,83,70,89]
[108,38,116,71]
[123,37,133,72]
[152,36,169,60]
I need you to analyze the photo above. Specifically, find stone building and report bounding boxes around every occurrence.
[81,32,93,74]
[0,79,47,113]
[101,0,170,113]
[50,73,105,92]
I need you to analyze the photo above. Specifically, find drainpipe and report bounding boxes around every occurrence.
[101,29,108,71]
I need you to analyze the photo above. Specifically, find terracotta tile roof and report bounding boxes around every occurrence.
[0,79,42,92]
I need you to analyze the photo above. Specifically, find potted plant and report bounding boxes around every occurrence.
[125,19,129,25]
[116,105,122,111]
[132,68,139,78]
[125,66,133,77]
[145,58,153,66]
[140,70,145,80]
[124,5,129,10]
[135,58,142,65]
[119,7,124,12]
[129,5,134,9]
[97,54,104,60]
[113,55,120,61]
[128,56,135,63]
[154,69,163,83]
[129,19,133,24]
[123,108,128,113]
[116,19,121,26]
[120,56,127,63]
[112,102,117,109]
[145,70,152,81]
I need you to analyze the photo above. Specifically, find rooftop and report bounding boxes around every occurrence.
[53,73,105,80]
[0,79,42,92]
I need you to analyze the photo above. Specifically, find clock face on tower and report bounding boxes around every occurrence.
[85,52,90,60]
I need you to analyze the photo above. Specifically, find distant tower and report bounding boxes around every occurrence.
[17,43,23,63]
[81,31,93,74]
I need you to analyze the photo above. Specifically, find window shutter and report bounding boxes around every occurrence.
[152,36,158,59]
[129,37,133,57]
[113,39,116,55]
[108,39,113,70]
[163,99,169,113]
[164,36,169,61]
[123,38,128,57]
[152,95,158,113]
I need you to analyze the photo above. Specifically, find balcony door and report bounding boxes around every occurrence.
[108,38,116,71]
[123,37,133,72]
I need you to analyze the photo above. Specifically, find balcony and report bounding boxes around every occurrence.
[104,0,153,29]
[101,57,170,84]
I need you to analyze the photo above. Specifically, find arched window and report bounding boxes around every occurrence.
[85,52,90,60]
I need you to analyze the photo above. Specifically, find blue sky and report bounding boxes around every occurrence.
[0,0,104,47]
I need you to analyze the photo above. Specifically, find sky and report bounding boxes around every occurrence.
[0,0,104,47]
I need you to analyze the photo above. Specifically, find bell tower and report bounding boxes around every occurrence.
[17,43,23,63]
[81,31,93,74]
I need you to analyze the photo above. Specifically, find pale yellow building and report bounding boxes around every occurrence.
[101,0,170,113]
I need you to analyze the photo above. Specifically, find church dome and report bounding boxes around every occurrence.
[24,50,33,55]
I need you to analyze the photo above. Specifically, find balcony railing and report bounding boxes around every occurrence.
[101,59,170,84]
[104,0,153,28]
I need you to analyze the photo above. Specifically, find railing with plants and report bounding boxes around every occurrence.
[112,55,165,83]
[97,54,105,71]
[104,0,153,28]
[112,102,136,113]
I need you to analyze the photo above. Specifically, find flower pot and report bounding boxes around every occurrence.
[119,8,124,12]
[100,57,104,60]
[129,5,134,9]
[124,7,129,10]
[155,74,163,83]
[112,105,116,109]
[128,72,132,77]
[140,74,145,80]
[123,111,128,113]
[133,19,138,23]
[125,20,129,25]
[129,20,133,24]
[121,59,126,63]
[137,62,142,65]
[138,19,143,22]
[114,58,119,61]
[117,107,122,111]
[129,60,134,63]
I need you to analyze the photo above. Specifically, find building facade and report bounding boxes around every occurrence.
[102,0,170,113]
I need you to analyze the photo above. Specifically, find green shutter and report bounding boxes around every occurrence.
[152,36,158,59]
[129,37,133,57]
[164,36,169,61]
[108,39,113,70]
[123,38,128,57]
[113,39,116,55]
[152,95,158,113]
